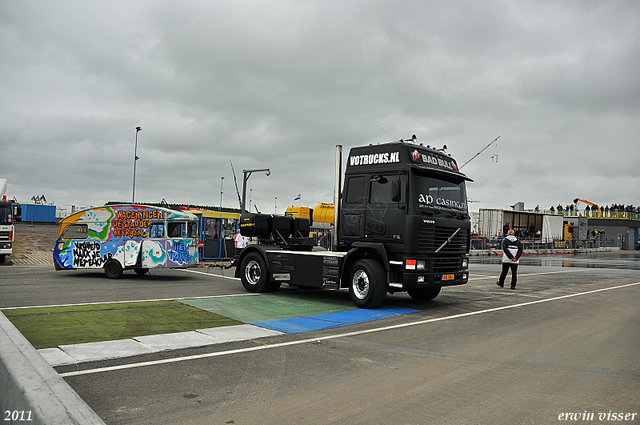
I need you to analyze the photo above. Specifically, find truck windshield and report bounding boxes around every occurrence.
[412,171,468,213]
[0,205,12,223]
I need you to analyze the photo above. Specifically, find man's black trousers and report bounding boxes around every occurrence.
[499,262,518,287]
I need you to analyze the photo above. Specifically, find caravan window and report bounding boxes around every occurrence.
[149,222,164,238]
[189,222,198,238]
[167,221,198,238]
[168,222,186,238]
[62,224,88,239]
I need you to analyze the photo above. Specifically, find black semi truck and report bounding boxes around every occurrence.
[235,137,472,308]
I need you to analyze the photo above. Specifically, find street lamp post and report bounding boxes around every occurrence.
[132,126,142,203]
[219,177,224,212]
[241,168,270,214]
[274,197,277,214]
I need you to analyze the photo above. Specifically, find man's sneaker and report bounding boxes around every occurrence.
[510,285,516,289]
[496,281,504,288]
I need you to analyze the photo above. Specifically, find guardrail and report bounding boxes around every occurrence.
[0,312,105,425]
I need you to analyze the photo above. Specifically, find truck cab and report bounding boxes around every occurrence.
[340,141,471,301]
[235,138,472,308]
[0,199,15,263]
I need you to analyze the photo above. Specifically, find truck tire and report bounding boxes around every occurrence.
[104,260,123,279]
[349,259,387,309]
[407,286,441,302]
[240,252,279,293]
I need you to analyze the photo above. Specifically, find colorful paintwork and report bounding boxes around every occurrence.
[53,204,199,272]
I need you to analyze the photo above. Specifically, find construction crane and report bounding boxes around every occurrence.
[573,198,597,208]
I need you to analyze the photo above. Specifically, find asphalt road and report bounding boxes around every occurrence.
[1,258,639,425]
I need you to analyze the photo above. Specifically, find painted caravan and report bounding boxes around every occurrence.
[54,204,199,278]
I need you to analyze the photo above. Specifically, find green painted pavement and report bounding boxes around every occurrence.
[181,291,357,323]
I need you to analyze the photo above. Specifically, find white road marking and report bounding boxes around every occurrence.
[60,281,640,377]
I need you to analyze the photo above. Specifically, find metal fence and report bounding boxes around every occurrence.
[472,233,623,251]
[538,210,640,221]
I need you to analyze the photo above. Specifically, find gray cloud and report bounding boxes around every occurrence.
[1,0,639,212]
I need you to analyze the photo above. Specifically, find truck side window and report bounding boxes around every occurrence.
[369,175,399,204]
[62,224,88,239]
[149,222,164,238]
[345,176,365,204]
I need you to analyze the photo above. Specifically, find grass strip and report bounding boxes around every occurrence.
[3,300,242,349]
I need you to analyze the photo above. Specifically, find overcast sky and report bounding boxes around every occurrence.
[1,0,639,213]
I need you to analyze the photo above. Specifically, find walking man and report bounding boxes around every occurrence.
[497,229,523,289]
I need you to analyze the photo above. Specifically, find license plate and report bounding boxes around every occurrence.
[442,274,455,281]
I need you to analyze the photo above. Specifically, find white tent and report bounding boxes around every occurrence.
[542,214,563,243]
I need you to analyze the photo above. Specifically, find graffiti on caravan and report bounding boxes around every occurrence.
[417,193,467,210]
[111,209,164,238]
[73,240,104,267]
[168,243,190,264]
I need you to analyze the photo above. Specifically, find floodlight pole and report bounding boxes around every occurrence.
[241,168,270,214]
[219,176,224,212]
[132,126,142,203]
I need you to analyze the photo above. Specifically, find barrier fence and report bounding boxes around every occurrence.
[471,233,623,251]
[538,210,640,221]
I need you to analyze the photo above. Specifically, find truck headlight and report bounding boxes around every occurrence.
[462,258,469,269]
[417,260,426,270]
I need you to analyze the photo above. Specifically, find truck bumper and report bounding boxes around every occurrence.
[396,269,469,290]
[0,241,12,255]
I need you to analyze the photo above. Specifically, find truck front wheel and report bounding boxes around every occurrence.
[240,252,280,293]
[349,259,387,309]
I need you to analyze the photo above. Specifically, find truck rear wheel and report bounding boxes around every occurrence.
[349,259,387,309]
[104,260,123,279]
[407,286,441,302]
[240,252,280,293]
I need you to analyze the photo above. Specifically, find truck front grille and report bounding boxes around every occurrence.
[417,225,469,254]
[432,256,461,273]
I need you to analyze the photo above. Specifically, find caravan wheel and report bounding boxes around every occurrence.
[104,260,123,279]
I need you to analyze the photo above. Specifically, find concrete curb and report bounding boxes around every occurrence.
[0,312,105,425]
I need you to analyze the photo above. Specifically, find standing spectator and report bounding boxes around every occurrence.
[234,228,248,256]
[496,230,523,289]
[557,204,563,214]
